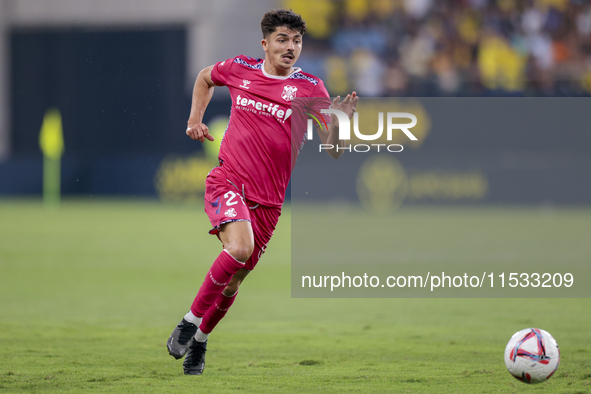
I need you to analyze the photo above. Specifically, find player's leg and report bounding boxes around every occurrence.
[182,222,253,375]
[189,220,253,318]
[197,268,250,337]
[183,269,251,374]
[183,206,279,375]
[193,205,280,339]
[168,169,253,364]
[168,221,253,361]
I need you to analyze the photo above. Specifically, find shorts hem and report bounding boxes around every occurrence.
[208,219,251,235]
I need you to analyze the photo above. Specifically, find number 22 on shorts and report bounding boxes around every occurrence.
[224,191,244,206]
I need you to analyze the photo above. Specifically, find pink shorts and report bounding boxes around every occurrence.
[204,166,281,271]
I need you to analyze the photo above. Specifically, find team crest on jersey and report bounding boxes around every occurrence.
[225,208,237,218]
[240,79,251,89]
[281,85,298,101]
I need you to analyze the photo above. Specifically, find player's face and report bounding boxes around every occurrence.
[262,27,302,71]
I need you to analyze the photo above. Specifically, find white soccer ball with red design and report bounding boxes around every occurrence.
[504,328,560,384]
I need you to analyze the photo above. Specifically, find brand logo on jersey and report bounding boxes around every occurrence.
[240,79,251,89]
[220,60,226,66]
[281,85,298,101]
[225,208,237,218]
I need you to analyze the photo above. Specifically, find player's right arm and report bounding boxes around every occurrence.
[186,65,216,142]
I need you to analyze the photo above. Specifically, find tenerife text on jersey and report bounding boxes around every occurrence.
[235,95,292,123]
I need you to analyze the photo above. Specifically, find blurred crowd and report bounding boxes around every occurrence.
[285,0,591,96]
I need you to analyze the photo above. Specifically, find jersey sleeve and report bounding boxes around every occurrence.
[210,57,235,86]
[310,80,332,124]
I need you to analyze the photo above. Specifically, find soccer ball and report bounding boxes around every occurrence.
[504,328,560,384]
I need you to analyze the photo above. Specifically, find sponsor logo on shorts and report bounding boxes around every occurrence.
[225,208,237,218]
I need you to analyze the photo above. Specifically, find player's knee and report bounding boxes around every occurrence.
[225,242,254,263]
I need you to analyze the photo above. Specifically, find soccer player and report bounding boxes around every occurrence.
[167,9,358,375]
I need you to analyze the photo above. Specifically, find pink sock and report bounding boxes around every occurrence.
[199,290,238,334]
[190,250,244,317]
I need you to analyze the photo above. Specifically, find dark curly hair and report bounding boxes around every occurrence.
[260,9,307,38]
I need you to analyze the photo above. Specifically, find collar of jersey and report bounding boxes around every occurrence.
[261,60,301,80]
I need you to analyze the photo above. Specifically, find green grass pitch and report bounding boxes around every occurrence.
[0,199,590,393]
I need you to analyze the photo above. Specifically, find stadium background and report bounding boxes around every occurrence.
[1,0,590,205]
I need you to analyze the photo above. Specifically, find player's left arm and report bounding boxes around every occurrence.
[317,92,358,159]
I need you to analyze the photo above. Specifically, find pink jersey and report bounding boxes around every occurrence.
[210,55,330,208]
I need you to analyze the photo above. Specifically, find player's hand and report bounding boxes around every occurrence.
[331,91,358,120]
[186,122,215,143]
